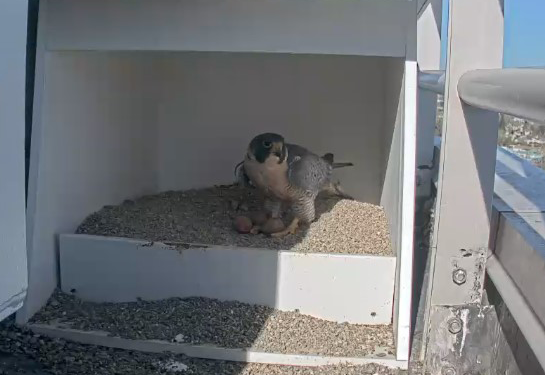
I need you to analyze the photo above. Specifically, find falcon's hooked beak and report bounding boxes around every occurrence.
[246,133,287,164]
[269,141,287,164]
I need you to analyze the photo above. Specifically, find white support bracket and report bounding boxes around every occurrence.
[423,0,504,373]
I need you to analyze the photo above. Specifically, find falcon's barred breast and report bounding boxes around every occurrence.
[236,133,354,238]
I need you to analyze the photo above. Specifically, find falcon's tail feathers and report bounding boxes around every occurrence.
[322,152,354,169]
[234,160,254,188]
[322,181,354,200]
[233,160,244,177]
[332,162,354,169]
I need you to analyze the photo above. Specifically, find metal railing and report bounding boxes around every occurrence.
[458,68,545,124]
[419,67,545,370]
[418,70,444,94]
[420,68,545,123]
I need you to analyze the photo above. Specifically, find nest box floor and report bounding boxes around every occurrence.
[32,291,395,358]
[1,323,408,375]
[77,185,393,256]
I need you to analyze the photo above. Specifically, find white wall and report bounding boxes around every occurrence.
[44,0,411,57]
[381,58,405,188]
[20,53,158,321]
[156,52,391,203]
[381,62,405,339]
[0,0,29,321]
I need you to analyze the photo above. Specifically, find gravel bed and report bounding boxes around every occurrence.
[32,291,395,358]
[1,321,409,375]
[291,200,391,255]
[76,185,393,256]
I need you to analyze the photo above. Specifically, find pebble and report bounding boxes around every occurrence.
[161,360,189,372]
[292,200,392,255]
[0,319,418,375]
[230,203,239,213]
[174,334,186,343]
[76,185,393,255]
[32,291,395,358]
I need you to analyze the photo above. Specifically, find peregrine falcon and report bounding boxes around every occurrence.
[234,133,354,238]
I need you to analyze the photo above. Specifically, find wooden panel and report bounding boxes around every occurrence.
[60,234,397,325]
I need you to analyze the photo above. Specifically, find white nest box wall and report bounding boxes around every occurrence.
[23,0,417,361]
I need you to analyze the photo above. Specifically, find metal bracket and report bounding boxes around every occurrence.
[425,304,497,375]
[430,247,488,307]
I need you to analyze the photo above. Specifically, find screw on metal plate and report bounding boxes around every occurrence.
[452,268,467,285]
[442,366,457,375]
[447,317,463,334]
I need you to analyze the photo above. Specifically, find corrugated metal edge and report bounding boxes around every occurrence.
[486,254,545,370]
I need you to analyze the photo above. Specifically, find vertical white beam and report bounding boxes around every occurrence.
[423,1,503,372]
[0,0,29,322]
[396,60,417,361]
[430,0,503,307]
[394,0,418,362]
[417,0,443,71]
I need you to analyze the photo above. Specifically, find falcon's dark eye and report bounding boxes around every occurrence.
[262,141,272,148]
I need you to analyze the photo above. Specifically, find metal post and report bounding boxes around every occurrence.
[423,0,504,373]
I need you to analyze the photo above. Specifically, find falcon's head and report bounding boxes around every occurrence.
[246,133,287,164]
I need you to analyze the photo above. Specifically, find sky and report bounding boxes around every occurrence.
[440,0,545,69]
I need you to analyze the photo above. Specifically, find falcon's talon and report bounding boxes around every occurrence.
[270,229,293,238]
[270,218,299,238]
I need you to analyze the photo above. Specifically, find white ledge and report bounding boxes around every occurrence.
[27,323,409,369]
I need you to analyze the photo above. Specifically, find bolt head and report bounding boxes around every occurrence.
[442,366,457,375]
[447,317,463,334]
[452,268,467,285]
